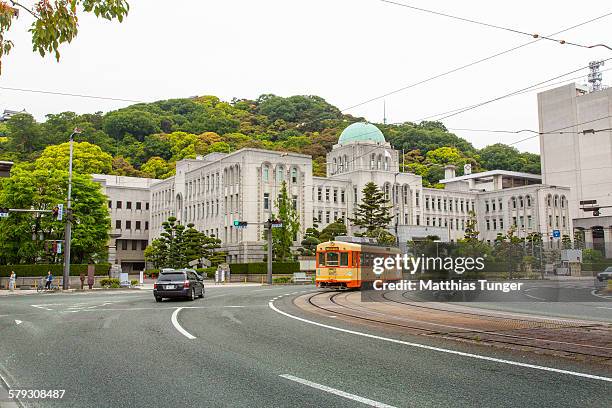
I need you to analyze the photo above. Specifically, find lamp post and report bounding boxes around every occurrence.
[62,128,81,290]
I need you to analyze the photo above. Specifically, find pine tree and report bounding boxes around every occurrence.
[463,210,479,242]
[349,182,393,237]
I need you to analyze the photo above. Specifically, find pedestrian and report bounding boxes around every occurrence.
[45,270,53,290]
[8,271,16,292]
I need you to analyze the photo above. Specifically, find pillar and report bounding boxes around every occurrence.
[604,227,612,259]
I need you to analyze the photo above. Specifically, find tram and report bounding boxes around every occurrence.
[315,237,402,289]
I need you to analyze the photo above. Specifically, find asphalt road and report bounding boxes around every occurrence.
[0,285,610,408]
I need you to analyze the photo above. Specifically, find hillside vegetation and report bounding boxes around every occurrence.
[0,94,540,186]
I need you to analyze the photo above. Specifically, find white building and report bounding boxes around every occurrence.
[93,122,573,268]
[538,83,612,257]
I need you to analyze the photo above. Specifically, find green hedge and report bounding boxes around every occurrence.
[196,267,216,278]
[582,262,612,272]
[0,264,110,277]
[229,262,300,274]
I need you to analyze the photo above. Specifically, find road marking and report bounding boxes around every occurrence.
[269,300,612,383]
[596,306,612,310]
[280,374,396,408]
[522,292,547,301]
[171,307,196,340]
[591,289,612,300]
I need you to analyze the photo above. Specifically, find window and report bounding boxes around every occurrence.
[317,187,322,201]
[485,201,489,212]
[131,240,137,251]
[325,188,330,201]
[276,166,284,182]
[513,216,517,226]
[142,240,148,250]
[519,216,524,228]
[555,216,559,227]
[370,154,375,169]
[340,252,349,266]
[548,215,552,226]
[416,215,420,225]
[512,197,516,209]
[325,211,330,223]
[486,219,490,230]
[449,200,453,211]
[340,190,345,203]
[146,202,149,210]
[500,219,504,229]
[493,219,497,230]
[426,217,430,226]
[562,216,566,227]
[526,196,531,207]
[126,220,132,230]
[333,189,338,203]
[444,199,447,211]
[263,193,269,210]
[121,240,128,251]
[145,221,149,230]
[108,201,112,209]
[116,201,122,209]
[136,202,142,210]
[116,220,121,229]
[415,191,420,207]
[291,168,298,183]
[425,197,430,210]
[136,221,141,230]
[318,210,323,222]
[499,200,503,210]
[292,195,298,210]
[527,216,531,228]
[492,201,496,211]
[519,197,524,208]
[127,201,132,210]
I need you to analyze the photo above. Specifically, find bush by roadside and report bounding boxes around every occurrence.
[0,264,110,277]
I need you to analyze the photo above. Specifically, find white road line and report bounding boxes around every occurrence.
[31,305,53,311]
[595,306,612,310]
[171,307,196,340]
[280,374,396,408]
[522,292,547,301]
[269,300,612,383]
[591,289,612,300]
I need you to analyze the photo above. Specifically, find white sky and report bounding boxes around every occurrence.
[1,0,610,153]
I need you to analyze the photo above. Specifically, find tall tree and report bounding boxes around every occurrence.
[0,0,130,73]
[349,182,393,238]
[268,181,300,262]
[35,141,113,174]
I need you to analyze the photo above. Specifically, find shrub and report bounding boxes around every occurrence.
[229,262,300,274]
[130,279,139,286]
[100,278,120,288]
[272,276,292,284]
[195,267,216,278]
[0,264,110,277]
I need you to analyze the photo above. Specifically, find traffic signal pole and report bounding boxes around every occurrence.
[63,129,80,290]
[267,221,273,285]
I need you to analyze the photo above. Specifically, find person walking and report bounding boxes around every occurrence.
[45,271,53,290]
[8,271,16,292]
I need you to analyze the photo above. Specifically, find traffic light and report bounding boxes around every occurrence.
[233,220,248,229]
[0,207,9,218]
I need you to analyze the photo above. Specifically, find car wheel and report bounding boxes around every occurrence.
[155,296,162,302]
[188,288,195,301]
[199,287,205,298]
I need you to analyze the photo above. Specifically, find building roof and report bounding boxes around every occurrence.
[338,122,385,145]
[440,170,542,184]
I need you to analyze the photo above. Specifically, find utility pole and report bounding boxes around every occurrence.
[63,128,81,290]
[267,221,273,285]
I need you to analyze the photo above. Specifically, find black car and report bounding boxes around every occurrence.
[154,269,205,302]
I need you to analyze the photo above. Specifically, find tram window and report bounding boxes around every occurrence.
[340,252,349,266]
[326,252,339,266]
[318,252,326,266]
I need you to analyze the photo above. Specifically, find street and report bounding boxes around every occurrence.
[0,285,610,408]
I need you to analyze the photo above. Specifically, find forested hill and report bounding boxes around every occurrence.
[0,94,540,187]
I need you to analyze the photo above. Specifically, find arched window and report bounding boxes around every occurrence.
[263,164,270,182]
[554,195,559,207]
[547,194,552,207]
[291,167,298,183]
[511,197,516,209]
[338,157,343,173]
[384,184,390,200]
[377,155,382,170]
[561,195,566,208]
[276,166,284,182]
[526,195,532,207]
[344,155,349,171]
[519,196,524,208]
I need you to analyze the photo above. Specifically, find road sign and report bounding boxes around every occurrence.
[552,230,561,238]
[271,219,283,228]
[0,207,9,217]
[233,220,248,228]
[57,204,64,221]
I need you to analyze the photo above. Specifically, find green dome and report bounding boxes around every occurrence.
[338,122,385,145]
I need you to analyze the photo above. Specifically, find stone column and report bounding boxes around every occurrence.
[604,227,612,259]
[584,228,594,250]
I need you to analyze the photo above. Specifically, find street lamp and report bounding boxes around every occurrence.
[62,128,82,290]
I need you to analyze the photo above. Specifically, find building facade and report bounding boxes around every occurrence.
[94,121,574,268]
[538,83,612,257]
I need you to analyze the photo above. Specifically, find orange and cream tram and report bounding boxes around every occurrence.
[315,238,402,289]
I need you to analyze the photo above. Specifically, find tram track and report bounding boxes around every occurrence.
[302,291,612,362]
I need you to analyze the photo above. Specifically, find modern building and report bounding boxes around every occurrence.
[538,82,612,257]
[93,174,157,273]
[92,122,572,268]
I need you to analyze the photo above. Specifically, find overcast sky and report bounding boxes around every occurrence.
[1,0,610,153]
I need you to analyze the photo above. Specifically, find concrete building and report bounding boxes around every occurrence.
[93,174,157,273]
[538,83,612,257]
[90,122,568,266]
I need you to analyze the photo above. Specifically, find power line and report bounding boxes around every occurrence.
[0,86,146,103]
[379,0,611,49]
[341,11,612,112]
[420,58,612,122]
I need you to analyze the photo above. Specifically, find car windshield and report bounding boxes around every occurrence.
[158,273,185,281]
[604,267,612,272]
